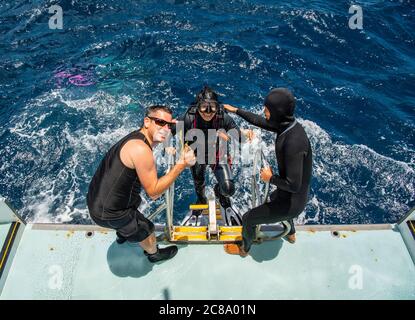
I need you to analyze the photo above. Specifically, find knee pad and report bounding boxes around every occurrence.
[242,212,250,226]
[220,180,235,197]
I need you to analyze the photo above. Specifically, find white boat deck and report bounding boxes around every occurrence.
[0,223,414,300]
[0,224,10,251]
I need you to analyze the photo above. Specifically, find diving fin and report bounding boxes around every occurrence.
[222,206,242,226]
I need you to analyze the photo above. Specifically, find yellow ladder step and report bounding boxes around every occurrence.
[189,204,209,210]
[174,226,207,233]
[219,226,243,233]
[190,204,220,211]
[219,234,243,241]
[174,226,242,233]
[170,222,243,242]
[172,233,208,241]
[202,209,221,215]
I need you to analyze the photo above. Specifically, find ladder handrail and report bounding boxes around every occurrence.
[147,203,167,221]
[163,137,177,240]
[251,148,270,206]
[251,146,290,241]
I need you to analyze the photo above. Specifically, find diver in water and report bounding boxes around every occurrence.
[172,86,254,226]
[223,88,312,256]
[87,105,195,263]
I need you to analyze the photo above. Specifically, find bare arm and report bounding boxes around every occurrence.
[131,141,196,200]
[131,141,190,200]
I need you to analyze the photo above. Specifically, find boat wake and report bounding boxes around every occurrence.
[0,90,413,225]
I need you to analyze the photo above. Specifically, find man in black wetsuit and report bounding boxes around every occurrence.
[223,88,312,256]
[173,86,253,225]
[87,105,196,263]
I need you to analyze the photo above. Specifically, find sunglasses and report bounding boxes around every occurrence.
[147,116,174,129]
[198,102,218,114]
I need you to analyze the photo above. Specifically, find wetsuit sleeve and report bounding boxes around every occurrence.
[236,108,279,133]
[269,144,305,193]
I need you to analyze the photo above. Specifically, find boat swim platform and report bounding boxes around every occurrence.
[0,199,414,300]
[0,222,414,300]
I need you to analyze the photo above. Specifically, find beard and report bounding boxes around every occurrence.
[152,128,170,142]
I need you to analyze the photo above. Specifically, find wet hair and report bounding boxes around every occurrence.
[145,105,173,117]
[194,86,219,105]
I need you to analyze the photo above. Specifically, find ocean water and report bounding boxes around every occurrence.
[0,0,414,225]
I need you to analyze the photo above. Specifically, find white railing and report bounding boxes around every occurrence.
[251,147,291,240]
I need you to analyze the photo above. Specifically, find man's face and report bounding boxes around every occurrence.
[145,110,173,143]
[264,106,270,120]
[198,108,217,122]
[197,100,218,122]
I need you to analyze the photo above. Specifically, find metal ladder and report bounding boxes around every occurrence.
[149,139,290,243]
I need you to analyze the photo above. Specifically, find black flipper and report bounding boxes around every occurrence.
[223,206,242,226]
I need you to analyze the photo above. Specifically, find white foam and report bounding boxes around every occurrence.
[281,9,346,45]
[3,89,414,225]
[13,61,24,68]
[60,90,132,113]
[7,6,44,36]
[3,89,137,223]
[87,41,112,51]
[224,108,414,225]
[298,119,414,224]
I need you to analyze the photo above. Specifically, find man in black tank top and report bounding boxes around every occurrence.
[87,105,196,263]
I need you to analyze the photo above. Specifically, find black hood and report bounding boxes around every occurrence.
[264,88,295,130]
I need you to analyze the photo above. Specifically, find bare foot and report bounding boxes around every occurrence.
[285,233,296,244]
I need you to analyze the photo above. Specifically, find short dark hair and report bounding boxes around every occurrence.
[145,105,173,117]
[195,86,218,105]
